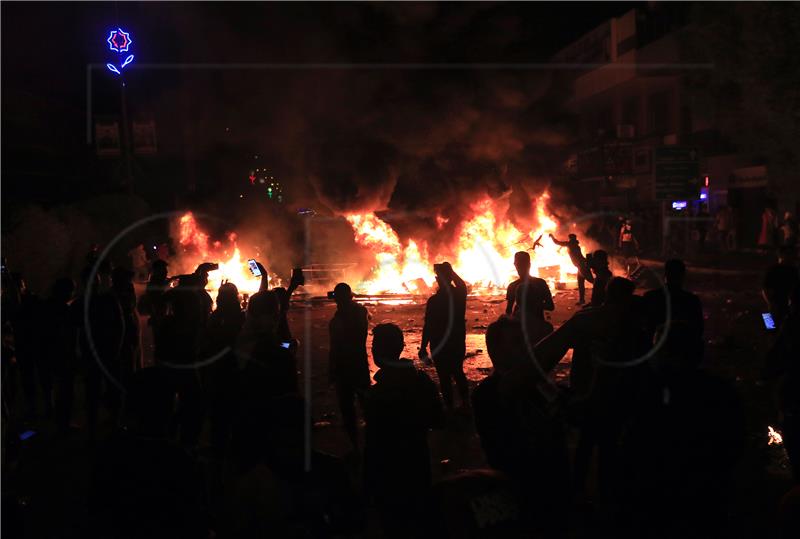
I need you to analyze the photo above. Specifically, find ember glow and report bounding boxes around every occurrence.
[346,192,586,295]
[767,425,783,446]
[172,212,276,297]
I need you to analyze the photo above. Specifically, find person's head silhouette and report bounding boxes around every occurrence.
[333,282,354,308]
[216,282,240,313]
[372,323,405,368]
[151,259,168,281]
[592,249,609,268]
[664,259,686,290]
[514,251,531,279]
[434,262,453,290]
[605,276,635,305]
[485,316,524,374]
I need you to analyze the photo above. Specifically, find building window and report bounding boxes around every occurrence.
[648,90,672,135]
[596,106,613,136]
[622,96,639,133]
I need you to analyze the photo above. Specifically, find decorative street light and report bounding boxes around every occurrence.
[104,27,135,187]
[106,27,135,75]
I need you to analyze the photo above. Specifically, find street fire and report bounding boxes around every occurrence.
[169,194,588,299]
[346,192,586,295]
[171,212,275,297]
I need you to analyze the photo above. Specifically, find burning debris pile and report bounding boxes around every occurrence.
[345,191,592,295]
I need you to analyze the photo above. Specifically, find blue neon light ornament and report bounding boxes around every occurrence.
[107,28,132,53]
[105,28,135,75]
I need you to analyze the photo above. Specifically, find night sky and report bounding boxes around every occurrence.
[2,2,636,212]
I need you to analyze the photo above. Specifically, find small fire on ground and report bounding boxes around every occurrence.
[768,425,783,446]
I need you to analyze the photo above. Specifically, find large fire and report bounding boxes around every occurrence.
[345,192,587,295]
[168,193,586,299]
[171,212,275,297]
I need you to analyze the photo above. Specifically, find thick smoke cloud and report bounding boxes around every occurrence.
[160,2,578,248]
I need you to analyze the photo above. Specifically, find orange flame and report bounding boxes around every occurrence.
[172,212,275,299]
[346,192,587,294]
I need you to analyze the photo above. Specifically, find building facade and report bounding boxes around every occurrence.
[553,6,781,247]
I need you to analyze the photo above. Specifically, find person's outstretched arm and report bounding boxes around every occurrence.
[448,263,467,296]
[533,317,578,372]
[550,234,569,247]
[282,270,304,314]
[255,261,269,292]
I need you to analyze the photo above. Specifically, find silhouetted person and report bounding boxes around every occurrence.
[208,282,246,352]
[204,282,245,455]
[328,282,370,448]
[236,290,297,397]
[90,367,207,539]
[759,206,779,251]
[230,291,304,471]
[534,277,650,499]
[420,262,469,411]
[505,251,554,319]
[618,218,639,276]
[193,263,216,321]
[157,274,209,446]
[112,266,141,380]
[623,362,745,534]
[551,233,590,304]
[73,267,125,435]
[587,249,612,306]
[643,259,704,371]
[472,316,569,529]
[42,278,77,431]
[763,256,799,329]
[158,276,205,365]
[137,259,171,331]
[9,274,43,418]
[365,323,444,537]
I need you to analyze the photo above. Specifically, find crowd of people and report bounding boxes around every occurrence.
[1,227,799,537]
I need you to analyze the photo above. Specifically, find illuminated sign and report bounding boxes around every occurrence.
[672,201,688,210]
